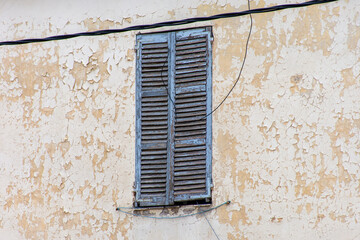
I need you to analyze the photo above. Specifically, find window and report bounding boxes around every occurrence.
[135,27,213,207]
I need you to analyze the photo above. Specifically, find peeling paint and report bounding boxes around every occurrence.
[0,0,359,239]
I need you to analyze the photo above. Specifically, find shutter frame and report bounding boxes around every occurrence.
[135,27,212,207]
[166,32,176,205]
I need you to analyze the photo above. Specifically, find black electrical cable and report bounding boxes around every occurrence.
[203,0,253,120]
[160,54,176,111]
[0,0,337,46]
[203,213,221,240]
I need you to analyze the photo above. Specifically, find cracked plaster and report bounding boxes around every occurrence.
[0,0,359,239]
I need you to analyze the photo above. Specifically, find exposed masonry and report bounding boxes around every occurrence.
[0,0,359,239]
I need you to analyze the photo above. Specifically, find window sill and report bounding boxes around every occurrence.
[116,201,230,219]
[133,203,212,212]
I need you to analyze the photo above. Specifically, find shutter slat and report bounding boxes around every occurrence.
[141,97,167,102]
[141,141,167,149]
[141,160,167,166]
[142,125,168,130]
[175,145,206,153]
[142,71,168,77]
[174,165,206,172]
[141,156,168,161]
[174,160,206,167]
[142,48,168,54]
[142,111,167,116]
[142,149,168,155]
[175,101,206,109]
[142,129,168,135]
[175,105,206,113]
[176,37,207,46]
[176,42,207,51]
[174,189,205,195]
[175,48,207,56]
[142,102,168,107]
[142,42,168,48]
[176,97,206,105]
[174,179,206,186]
[174,152,206,158]
[142,67,168,73]
[142,84,168,89]
[142,169,167,174]
[175,71,207,79]
[176,111,206,118]
[141,165,167,170]
[176,57,207,65]
[141,183,167,188]
[176,91,206,99]
[173,174,206,181]
[142,178,167,184]
[176,116,206,123]
[175,76,207,84]
[141,174,167,179]
[176,85,205,94]
[175,125,206,132]
[175,138,206,146]
[174,169,206,176]
[174,154,206,162]
[141,188,166,193]
[175,52,206,61]
[142,106,168,112]
[175,120,206,127]
[141,121,168,126]
[142,90,168,96]
[142,135,168,140]
[175,131,206,138]
[176,61,206,70]
[142,77,168,82]
[142,58,167,64]
[142,62,169,68]
[175,81,206,88]
[176,67,206,75]
[174,184,206,191]
[142,53,168,59]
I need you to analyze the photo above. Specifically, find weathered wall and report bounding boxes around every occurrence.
[0,0,359,239]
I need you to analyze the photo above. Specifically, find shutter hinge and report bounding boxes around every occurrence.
[133,181,139,192]
[208,177,213,190]
[135,41,140,59]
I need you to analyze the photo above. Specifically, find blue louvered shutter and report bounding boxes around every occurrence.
[135,27,212,207]
[173,28,212,203]
[135,32,173,207]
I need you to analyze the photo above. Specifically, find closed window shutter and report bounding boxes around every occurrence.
[135,33,171,207]
[173,28,212,202]
[135,28,212,207]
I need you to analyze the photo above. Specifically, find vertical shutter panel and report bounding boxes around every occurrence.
[136,34,171,206]
[173,28,212,202]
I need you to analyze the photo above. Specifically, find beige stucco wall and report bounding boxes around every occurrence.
[0,0,359,239]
